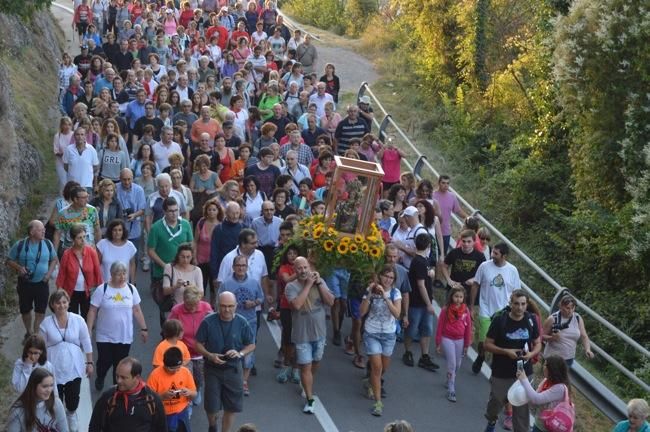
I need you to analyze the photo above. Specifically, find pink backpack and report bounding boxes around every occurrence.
[539,384,575,432]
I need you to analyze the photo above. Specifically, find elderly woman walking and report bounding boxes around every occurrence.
[86,261,148,392]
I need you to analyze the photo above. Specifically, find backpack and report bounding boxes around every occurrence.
[104,385,157,423]
[16,238,54,261]
[539,383,575,432]
[102,282,134,295]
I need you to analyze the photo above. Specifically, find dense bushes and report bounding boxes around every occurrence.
[281,0,377,36]
[357,0,650,399]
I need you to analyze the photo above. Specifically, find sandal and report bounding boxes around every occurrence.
[352,355,365,369]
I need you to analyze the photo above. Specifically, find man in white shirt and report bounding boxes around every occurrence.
[308,82,334,117]
[217,229,273,306]
[392,206,426,269]
[469,242,522,373]
[152,126,182,171]
[63,127,99,194]
[280,150,311,196]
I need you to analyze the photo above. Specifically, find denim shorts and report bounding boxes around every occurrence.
[295,338,326,365]
[406,306,434,339]
[324,268,350,299]
[363,331,397,357]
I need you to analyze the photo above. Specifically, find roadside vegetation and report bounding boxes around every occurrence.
[285,0,650,426]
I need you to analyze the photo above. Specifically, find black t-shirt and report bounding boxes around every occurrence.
[408,254,432,308]
[444,247,485,287]
[487,313,539,379]
[190,148,221,172]
[133,117,164,140]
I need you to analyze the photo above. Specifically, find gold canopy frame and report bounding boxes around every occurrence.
[324,156,385,237]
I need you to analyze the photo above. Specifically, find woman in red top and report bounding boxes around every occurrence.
[128,0,143,23]
[55,223,103,319]
[275,245,300,384]
[179,1,194,28]
[215,134,235,184]
[310,150,333,189]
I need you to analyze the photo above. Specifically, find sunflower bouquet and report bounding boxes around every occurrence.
[273,214,385,284]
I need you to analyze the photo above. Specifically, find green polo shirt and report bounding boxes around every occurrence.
[147,218,193,279]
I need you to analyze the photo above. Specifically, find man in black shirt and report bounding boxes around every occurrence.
[483,290,541,432]
[441,229,485,303]
[402,233,440,371]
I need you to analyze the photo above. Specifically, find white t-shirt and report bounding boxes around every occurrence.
[63,144,99,188]
[90,283,141,344]
[217,247,268,284]
[96,239,137,282]
[364,288,402,334]
[152,141,182,171]
[474,259,521,318]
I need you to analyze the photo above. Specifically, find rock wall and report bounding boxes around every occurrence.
[0,11,63,294]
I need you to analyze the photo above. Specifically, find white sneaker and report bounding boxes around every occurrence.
[303,399,315,414]
[66,410,79,432]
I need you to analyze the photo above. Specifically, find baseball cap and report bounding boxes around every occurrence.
[163,347,183,368]
[400,206,419,217]
[359,95,371,105]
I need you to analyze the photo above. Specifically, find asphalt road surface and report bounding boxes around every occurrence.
[82,262,493,432]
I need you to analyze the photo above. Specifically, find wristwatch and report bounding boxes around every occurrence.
[239,351,245,358]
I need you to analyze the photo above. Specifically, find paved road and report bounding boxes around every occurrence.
[37,3,492,431]
[81,263,493,432]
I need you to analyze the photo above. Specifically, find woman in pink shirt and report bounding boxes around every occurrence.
[168,285,213,406]
[377,137,406,195]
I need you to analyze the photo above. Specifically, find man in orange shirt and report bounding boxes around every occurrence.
[191,106,222,148]
[147,347,197,432]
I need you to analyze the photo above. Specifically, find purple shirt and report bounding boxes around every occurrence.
[433,191,461,236]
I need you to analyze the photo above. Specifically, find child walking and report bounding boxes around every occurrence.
[435,286,473,402]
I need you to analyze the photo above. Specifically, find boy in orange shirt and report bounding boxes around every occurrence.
[153,319,192,368]
[147,347,197,432]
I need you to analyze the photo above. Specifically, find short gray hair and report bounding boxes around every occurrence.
[156,172,172,186]
[110,261,128,276]
[628,398,649,419]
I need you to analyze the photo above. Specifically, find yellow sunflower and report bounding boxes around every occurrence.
[328,228,338,237]
[302,230,310,238]
[323,240,335,252]
[370,247,382,258]
[313,227,324,239]
[349,243,359,253]
[337,243,349,254]
[340,236,351,244]
[366,235,378,242]
[354,234,364,243]
[361,242,370,253]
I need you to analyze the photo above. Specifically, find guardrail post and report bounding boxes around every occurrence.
[378,114,392,142]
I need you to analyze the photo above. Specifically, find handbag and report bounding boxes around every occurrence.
[539,384,575,432]
[151,266,174,313]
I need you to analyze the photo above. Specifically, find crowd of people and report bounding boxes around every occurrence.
[3,0,648,431]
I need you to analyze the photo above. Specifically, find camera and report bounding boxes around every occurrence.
[122,208,134,219]
[19,269,33,280]
[552,324,560,334]
[516,360,524,372]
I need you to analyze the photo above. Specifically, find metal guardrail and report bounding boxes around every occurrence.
[357,81,649,420]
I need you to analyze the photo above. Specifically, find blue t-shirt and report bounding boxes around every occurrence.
[8,239,55,282]
[195,313,254,367]
[219,275,264,323]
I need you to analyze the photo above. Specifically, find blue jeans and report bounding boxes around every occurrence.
[363,332,397,357]
[406,306,434,339]
[295,338,326,365]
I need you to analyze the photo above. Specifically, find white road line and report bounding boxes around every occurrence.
[52,1,74,14]
[263,314,340,432]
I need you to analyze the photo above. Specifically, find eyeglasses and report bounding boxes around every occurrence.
[233,263,248,267]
